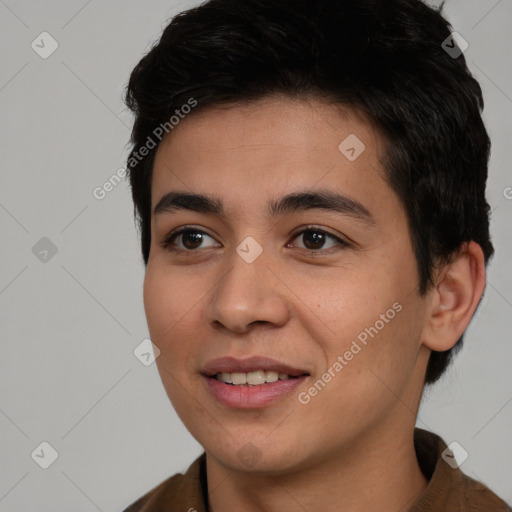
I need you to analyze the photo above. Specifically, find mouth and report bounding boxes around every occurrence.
[201,356,310,408]
[210,370,307,386]
[202,355,310,383]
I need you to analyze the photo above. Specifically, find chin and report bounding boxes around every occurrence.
[203,434,309,475]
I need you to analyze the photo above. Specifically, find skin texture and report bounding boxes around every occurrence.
[144,96,486,512]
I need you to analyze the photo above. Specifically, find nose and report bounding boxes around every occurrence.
[203,249,290,334]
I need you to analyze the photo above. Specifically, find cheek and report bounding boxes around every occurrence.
[340,298,425,399]
[299,303,424,440]
[143,265,191,353]
[310,268,422,387]
[143,269,167,336]
[143,263,211,389]
[305,271,388,343]
[143,267,199,401]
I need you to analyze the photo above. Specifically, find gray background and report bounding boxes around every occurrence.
[0,0,511,510]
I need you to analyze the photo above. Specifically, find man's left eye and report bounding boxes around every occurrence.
[288,227,349,253]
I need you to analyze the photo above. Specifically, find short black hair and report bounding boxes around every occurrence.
[123,0,494,386]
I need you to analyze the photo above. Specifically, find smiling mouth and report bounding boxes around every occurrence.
[212,370,308,386]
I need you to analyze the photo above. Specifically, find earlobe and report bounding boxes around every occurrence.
[422,241,487,352]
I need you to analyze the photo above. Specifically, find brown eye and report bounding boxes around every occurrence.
[161,228,217,252]
[288,226,349,254]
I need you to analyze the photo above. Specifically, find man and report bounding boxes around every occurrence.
[121,0,511,510]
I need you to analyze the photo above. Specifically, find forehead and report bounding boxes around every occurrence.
[151,96,393,218]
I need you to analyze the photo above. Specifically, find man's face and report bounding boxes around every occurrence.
[144,96,431,472]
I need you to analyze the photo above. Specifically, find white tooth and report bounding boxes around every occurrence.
[217,373,233,384]
[217,370,292,385]
[220,372,232,383]
[231,372,247,385]
[265,370,279,382]
[247,370,266,385]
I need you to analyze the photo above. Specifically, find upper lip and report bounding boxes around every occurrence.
[202,356,310,377]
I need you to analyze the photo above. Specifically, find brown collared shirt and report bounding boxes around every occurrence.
[122,428,511,512]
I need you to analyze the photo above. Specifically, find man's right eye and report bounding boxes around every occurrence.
[160,227,218,252]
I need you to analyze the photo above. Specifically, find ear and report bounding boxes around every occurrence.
[422,241,487,352]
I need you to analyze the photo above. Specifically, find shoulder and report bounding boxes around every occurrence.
[120,453,207,512]
[121,473,185,512]
[449,471,511,511]
[412,428,511,512]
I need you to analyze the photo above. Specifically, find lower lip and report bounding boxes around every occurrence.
[203,375,308,408]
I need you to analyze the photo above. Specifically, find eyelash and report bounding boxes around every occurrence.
[159,225,350,256]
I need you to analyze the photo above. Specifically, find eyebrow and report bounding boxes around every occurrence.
[153,189,375,225]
